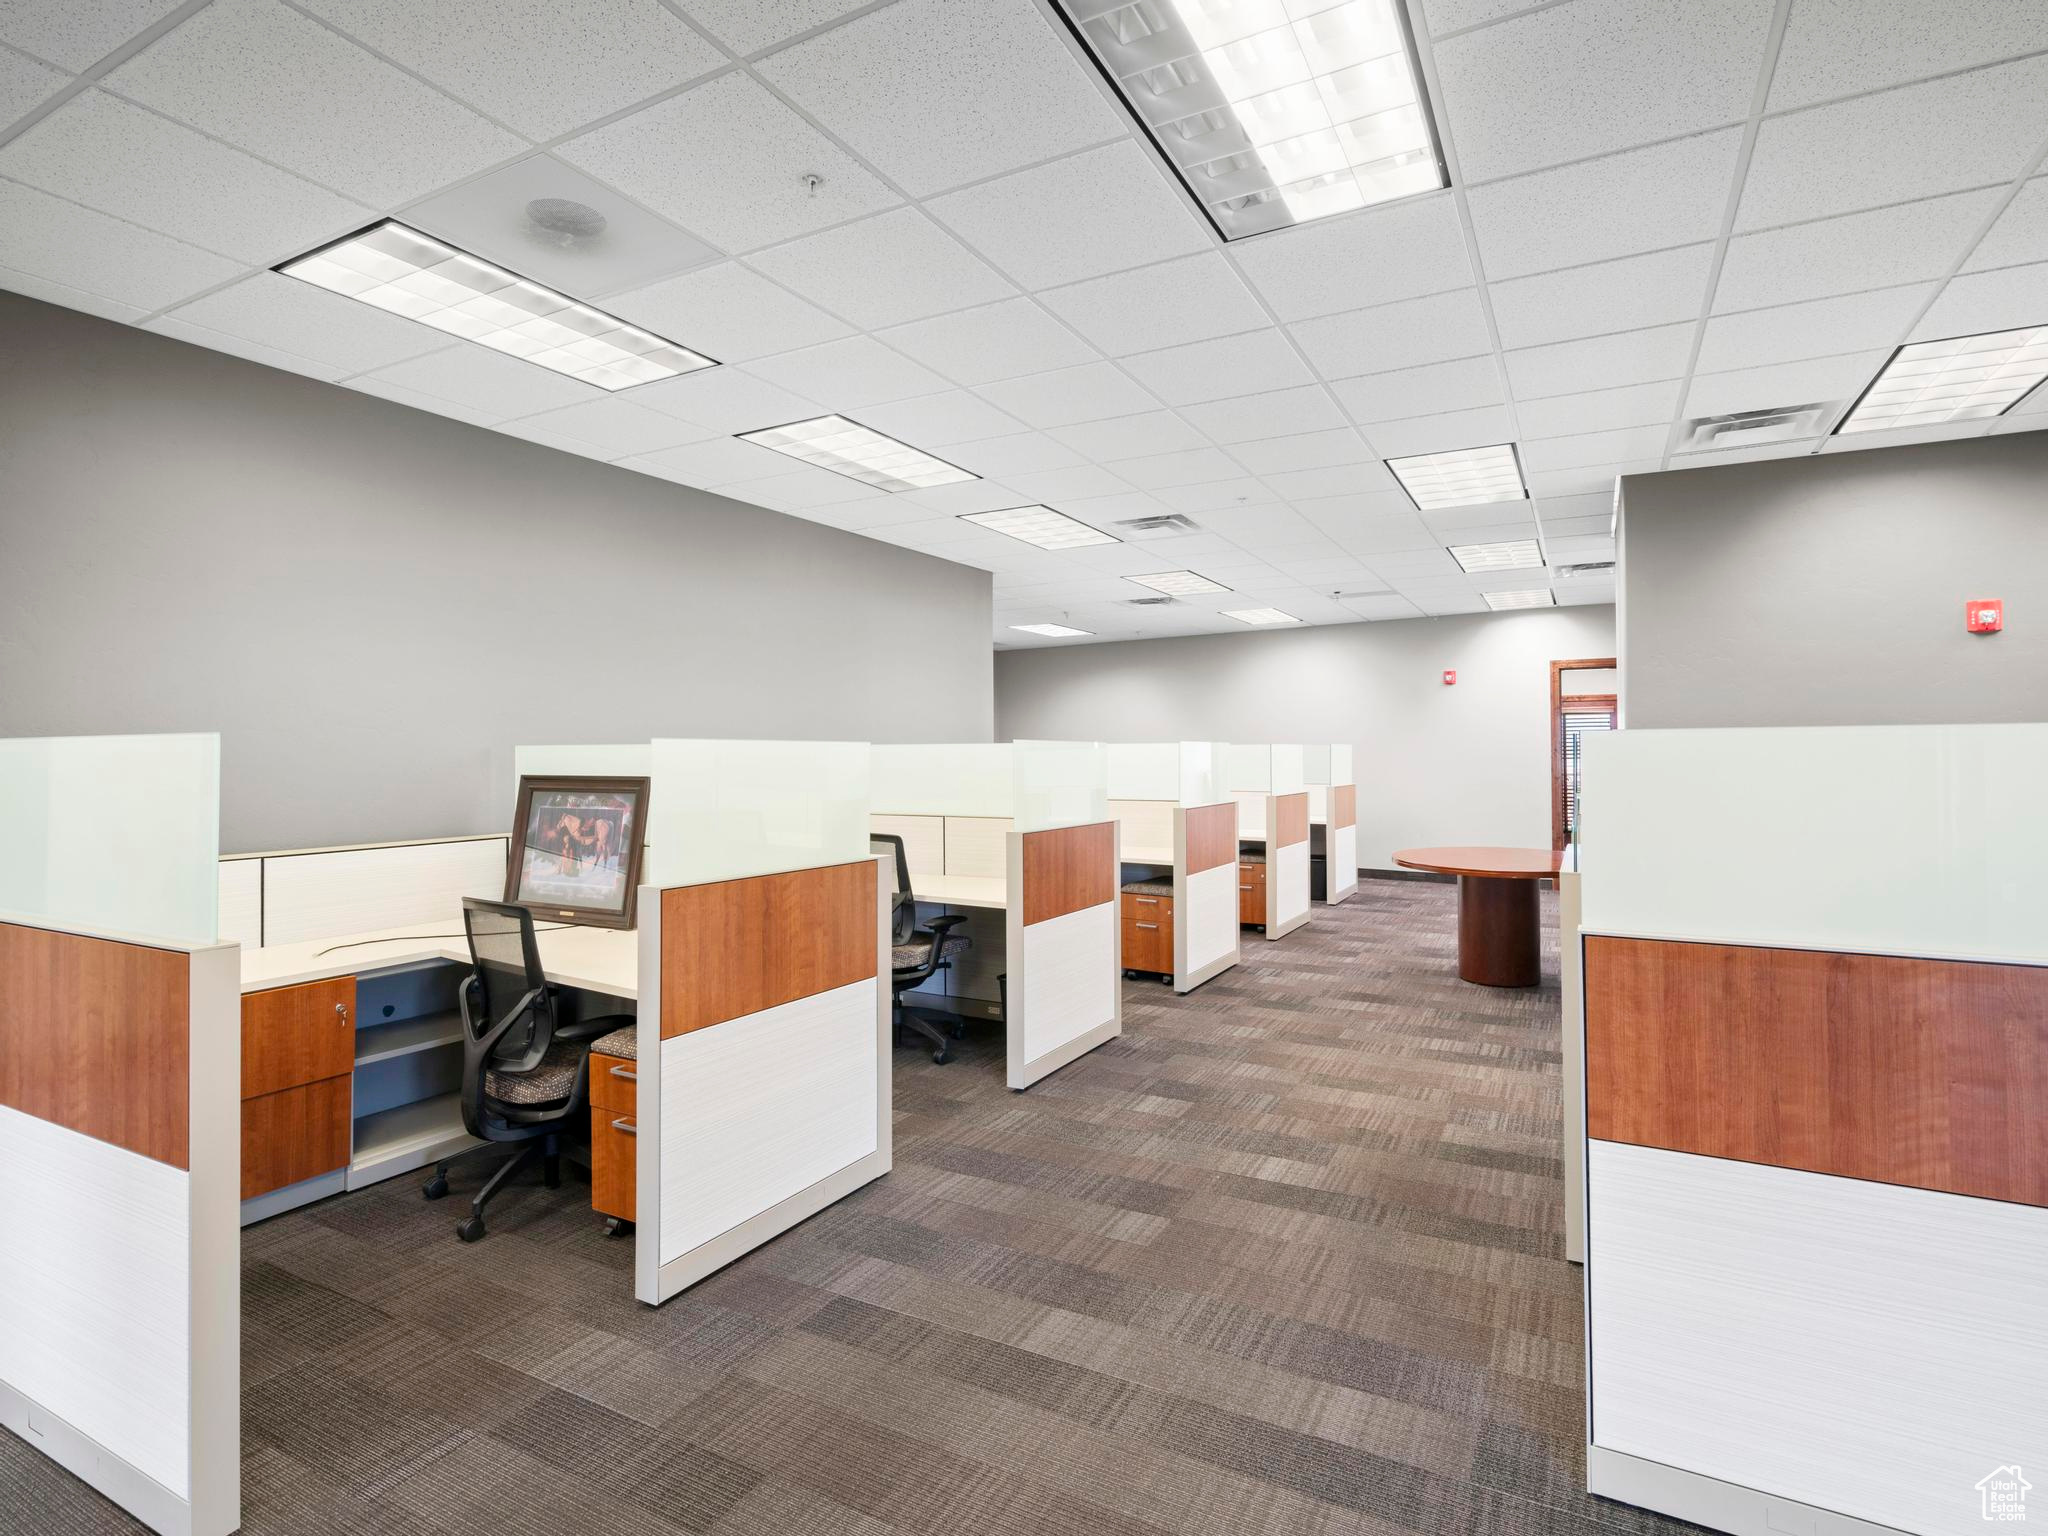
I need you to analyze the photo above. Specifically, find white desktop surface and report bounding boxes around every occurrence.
[912,874,1008,910]
[239,918,640,998]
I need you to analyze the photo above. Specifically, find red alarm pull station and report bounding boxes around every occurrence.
[1967,599,2003,634]
[1442,669,1457,685]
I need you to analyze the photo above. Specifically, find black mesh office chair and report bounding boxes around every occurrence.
[422,897,633,1241]
[872,834,969,1065]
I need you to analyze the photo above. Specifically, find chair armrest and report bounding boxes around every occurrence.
[924,913,967,936]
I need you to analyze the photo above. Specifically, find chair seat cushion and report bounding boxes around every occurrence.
[1240,849,1266,865]
[1122,878,1173,895]
[893,931,969,970]
[487,1036,585,1106]
[590,1024,637,1060]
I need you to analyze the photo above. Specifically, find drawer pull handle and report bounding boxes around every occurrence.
[611,1118,636,1136]
[609,1064,637,1082]
[1135,922,1158,930]
[1134,896,1158,904]
[1239,884,1252,890]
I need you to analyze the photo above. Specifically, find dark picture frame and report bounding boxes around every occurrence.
[505,775,651,930]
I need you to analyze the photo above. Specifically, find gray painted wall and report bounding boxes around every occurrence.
[1620,431,2048,728]
[0,294,993,852]
[995,604,1616,869]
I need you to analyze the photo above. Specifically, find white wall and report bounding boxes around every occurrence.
[995,606,1616,870]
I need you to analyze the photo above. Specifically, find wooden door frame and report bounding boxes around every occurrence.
[1551,657,1617,849]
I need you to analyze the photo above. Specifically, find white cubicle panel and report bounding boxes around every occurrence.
[1110,799,1174,863]
[1233,790,1268,838]
[256,836,509,946]
[871,812,943,889]
[1005,819,1120,1090]
[216,856,262,950]
[944,815,1011,880]
[651,739,869,887]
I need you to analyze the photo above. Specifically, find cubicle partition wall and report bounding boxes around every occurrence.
[636,740,889,1304]
[1107,742,1239,993]
[217,834,508,950]
[0,735,240,1536]
[1304,745,1359,904]
[1227,743,1312,941]
[1576,725,2047,1536]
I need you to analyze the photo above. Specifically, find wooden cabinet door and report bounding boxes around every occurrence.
[591,1106,636,1221]
[242,1076,351,1199]
[1239,864,1266,924]
[242,976,355,1099]
[589,1052,637,1115]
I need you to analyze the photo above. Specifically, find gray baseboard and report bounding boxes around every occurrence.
[1587,1446,1908,1536]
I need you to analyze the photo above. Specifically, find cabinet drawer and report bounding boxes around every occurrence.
[591,1105,636,1222]
[242,1075,350,1199]
[1121,895,1174,973]
[242,976,356,1100]
[1239,862,1266,924]
[590,1052,638,1114]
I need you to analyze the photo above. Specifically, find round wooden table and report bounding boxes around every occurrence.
[1391,846,1562,988]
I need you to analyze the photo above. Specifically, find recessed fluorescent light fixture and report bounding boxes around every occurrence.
[1484,588,1554,610]
[1010,622,1094,638]
[1128,570,1231,596]
[738,415,976,492]
[277,220,714,391]
[1053,0,1446,238]
[1836,325,2048,434]
[962,505,1118,549]
[1449,538,1543,573]
[1388,443,1527,512]
[1223,607,1301,625]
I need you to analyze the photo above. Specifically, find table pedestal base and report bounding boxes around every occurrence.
[1457,875,1539,987]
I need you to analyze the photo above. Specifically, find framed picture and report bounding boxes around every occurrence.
[505,775,650,930]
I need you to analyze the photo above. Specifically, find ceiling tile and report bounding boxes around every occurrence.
[1965,179,2048,273]
[1516,379,1681,439]
[1104,448,1246,489]
[104,0,523,207]
[1526,460,1659,498]
[1737,55,2048,231]
[1465,129,1741,282]
[1361,404,1518,458]
[1521,424,1669,473]
[876,297,1096,387]
[1038,253,1269,357]
[668,0,868,56]
[0,90,370,262]
[1502,322,1695,399]
[755,0,1122,198]
[977,361,1158,428]
[1331,354,1503,422]
[1263,463,1398,501]
[1122,328,1312,406]
[0,0,184,72]
[605,262,850,364]
[1228,192,1473,322]
[144,313,347,380]
[1180,386,1347,444]
[346,374,503,426]
[298,0,723,140]
[856,389,1024,447]
[497,396,713,459]
[1768,0,2048,112]
[1227,428,1375,476]
[155,271,448,374]
[357,344,603,421]
[1048,410,1204,461]
[1433,0,1774,182]
[1543,513,1616,538]
[1361,545,1460,574]
[927,140,1211,290]
[0,263,147,323]
[557,71,898,252]
[728,464,888,509]
[1152,477,1274,512]
[937,431,1082,477]
[1693,283,1934,372]
[0,177,240,311]
[745,207,1012,330]
[627,365,820,433]
[1546,534,1616,564]
[744,334,949,407]
[1343,594,1424,620]
[994,463,1133,502]
[1489,243,1714,350]
[1293,490,1421,525]
[1535,492,1614,525]
[1911,261,2048,340]
[1715,188,2003,314]
[892,479,1032,514]
[1290,288,1494,378]
[628,435,796,487]
[0,42,67,123]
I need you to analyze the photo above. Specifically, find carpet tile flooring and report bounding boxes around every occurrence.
[1,880,1708,1536]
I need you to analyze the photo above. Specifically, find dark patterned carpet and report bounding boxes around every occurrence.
[3,879,1703,1536]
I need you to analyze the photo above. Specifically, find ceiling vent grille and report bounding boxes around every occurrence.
[1555,561,1615,579]
[1677,403,1832,452]
[1115,513,1201,536]
[1123,595,1180,607]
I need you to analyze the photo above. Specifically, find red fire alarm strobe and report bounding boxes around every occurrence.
[1967,599,2003,634]
[1442,669,1457,685]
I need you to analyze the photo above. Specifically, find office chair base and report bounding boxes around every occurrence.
[893,1003,953,1064]
[421,1167,450,1201]
[456,1215,486,1243]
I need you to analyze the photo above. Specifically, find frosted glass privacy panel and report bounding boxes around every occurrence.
[650,740,868,885]
[1303,745,1331,784]
[1107,743,1179,801]
[1224,743,1269,792]
[1578,724,2048,963]
[870,743,1012,816]
[1179,742,1226,807]
[0,733,218,945]
[1270,745,1306,795]
[1014,740,1108,833]
[1331,744,1353,784]
[514,744,651,807]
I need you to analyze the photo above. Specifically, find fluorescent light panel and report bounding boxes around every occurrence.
[1128,569,1231,595]
[1450,538,1542,573]
[1837,325,2048,434]
[1010,622,1093,638]
[1062,0,1445,237]
[1387,442,1527,512]
[963,505,1117,549]
[1223,607,1300,625]
[740,415,976,493]
[278,220,714,391]
[1484,588,1554,610]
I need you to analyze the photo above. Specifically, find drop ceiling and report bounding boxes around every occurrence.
[2,0,2045,648]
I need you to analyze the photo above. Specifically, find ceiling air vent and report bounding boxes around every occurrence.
[1554,561,1615,579]
[1677,403,1832,453]
[1123,596,1180,607]
[1115,513,1201,536]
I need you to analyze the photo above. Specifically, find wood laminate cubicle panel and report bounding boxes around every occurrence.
[1010,821,1120,1089]
[1184,801,1237,876]
[1268,792,1311,936]
[660,860,877,1037]
[1586,935,2047,1207]
[1326,785,1358,902]
[1020,820,1114,925]
[1177,801,1241,990]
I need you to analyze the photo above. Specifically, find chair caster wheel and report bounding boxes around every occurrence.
[422,1175,449,1201]
[1123,968,1139,980]
[603,1217,634,1239]
[456,1215,485,1242]
[931,1046,951,1064]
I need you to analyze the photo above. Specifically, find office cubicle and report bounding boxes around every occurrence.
[0,734,241,1536]
[1303,744,1359,904]
[1575,725,2048,1536]
[1225,742,1312,940]
[1107,741,1240,993]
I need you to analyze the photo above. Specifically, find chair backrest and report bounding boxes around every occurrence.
[461,896,550,1070]
[870,834,915,944]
